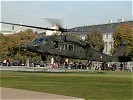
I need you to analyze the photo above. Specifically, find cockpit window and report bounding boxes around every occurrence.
[33,37,48,43]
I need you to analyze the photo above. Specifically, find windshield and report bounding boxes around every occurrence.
[33,37,48,44]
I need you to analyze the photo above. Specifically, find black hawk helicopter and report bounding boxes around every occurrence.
[0,21,132,62]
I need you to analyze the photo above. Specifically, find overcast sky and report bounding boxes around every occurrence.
[0,0,132,29]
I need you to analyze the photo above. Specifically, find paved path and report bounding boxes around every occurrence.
[0,87,84,100]
[0,66,91,72]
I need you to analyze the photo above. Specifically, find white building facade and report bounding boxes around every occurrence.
[70,21,133,69]
[70,21,133,55]
[103,33,114,54]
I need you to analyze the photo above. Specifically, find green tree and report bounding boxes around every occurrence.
[0,34,7,59]
[0,29,39,61]
[6,29,36,57]
[66,33,80,39]
[112,23,133,57]
[85,30,104,52]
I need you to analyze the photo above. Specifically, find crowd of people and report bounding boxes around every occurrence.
[1,59,132,72]
[0,59,25,66]
[50,61,133,72]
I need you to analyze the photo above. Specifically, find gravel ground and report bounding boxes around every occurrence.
[0,87,84,100]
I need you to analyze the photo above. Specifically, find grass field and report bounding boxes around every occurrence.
[0,70,132,100]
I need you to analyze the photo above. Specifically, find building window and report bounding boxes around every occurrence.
[103,34,108,39]
[105,34,108,39]
[109,42,113,50]
[103,35,105,39]
[109,34,112,39]
[104,42,108,53]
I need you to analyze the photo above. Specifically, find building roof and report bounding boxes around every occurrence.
[0,29,23,35]
[69,21,133,35]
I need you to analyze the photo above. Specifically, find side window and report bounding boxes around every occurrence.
[69,44,74,51]
[63,44,67,50]
[53,41,58,48]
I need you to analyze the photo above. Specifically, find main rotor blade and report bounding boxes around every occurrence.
[0,22,59,31]
[0,22,89,33]
[43,18,63,28]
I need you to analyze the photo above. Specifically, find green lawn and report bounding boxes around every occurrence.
[0,70,132,100]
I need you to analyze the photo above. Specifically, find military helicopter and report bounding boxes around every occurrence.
[0,21,132,62]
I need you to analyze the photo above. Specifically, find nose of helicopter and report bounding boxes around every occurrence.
[21,43,40,52]
[21,43,33,49]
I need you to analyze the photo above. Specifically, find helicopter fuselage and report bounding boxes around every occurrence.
[23,35,119,62]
